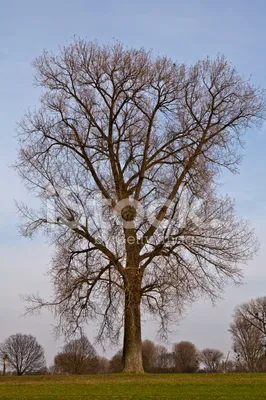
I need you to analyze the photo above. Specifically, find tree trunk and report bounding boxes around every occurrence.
[3,360,6,376]
[122,280,144,373]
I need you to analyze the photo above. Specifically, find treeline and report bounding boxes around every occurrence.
[111,341,215,373]
[1,296,266,375]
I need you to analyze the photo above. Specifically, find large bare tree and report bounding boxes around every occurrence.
[16,40,264,372]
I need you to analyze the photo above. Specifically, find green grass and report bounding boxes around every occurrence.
[1,373,266,399]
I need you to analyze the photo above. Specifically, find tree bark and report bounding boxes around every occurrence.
[122,277,144,373]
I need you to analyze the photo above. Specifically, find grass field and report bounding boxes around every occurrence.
[1,373,266,399]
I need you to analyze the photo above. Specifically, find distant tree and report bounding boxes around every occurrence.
[142,340,158,372]
[1,354,8,376]
[54,336,98,374]
[229,307,265,372]
[220,358,236,373]
[0,333,46,376]
[155,345,174,372]
[48,364,57,374]
[17,39,264,372]
[97,357,110,374]
[173,341,199,373]
[200,348,224,372]
[235,297,266,348]
[109,350,123,373]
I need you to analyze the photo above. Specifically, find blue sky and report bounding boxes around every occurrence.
[1,0,266,364]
